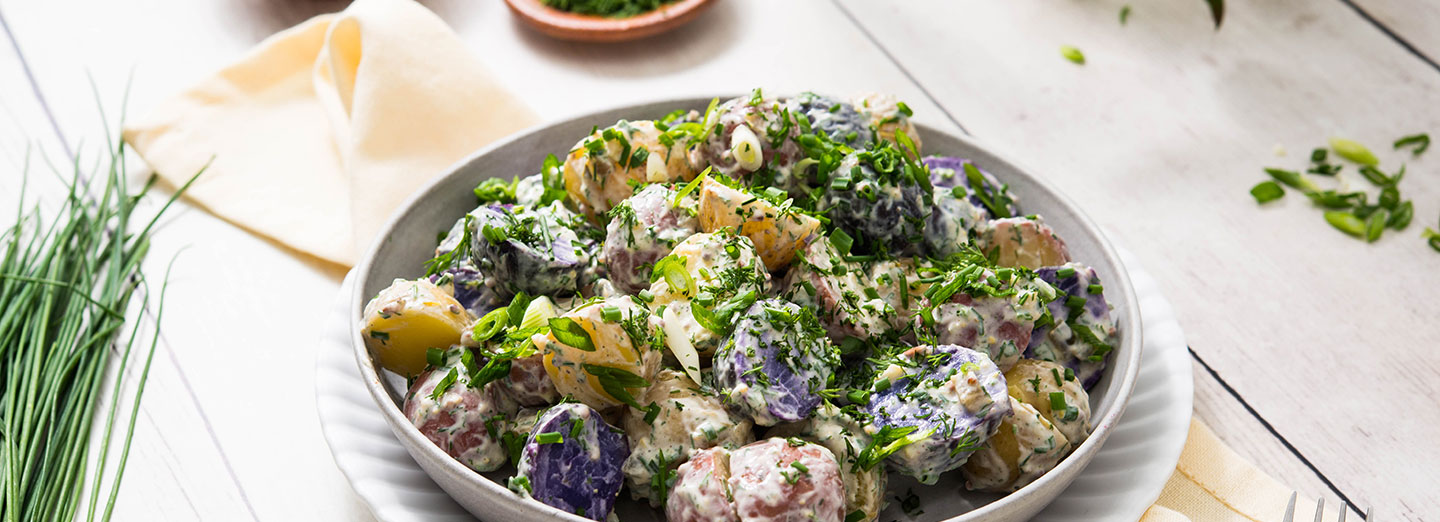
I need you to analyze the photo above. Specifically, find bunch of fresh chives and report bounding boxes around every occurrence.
[0,133,199,521]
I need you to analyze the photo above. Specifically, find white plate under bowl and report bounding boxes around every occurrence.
[316,247,1191,522]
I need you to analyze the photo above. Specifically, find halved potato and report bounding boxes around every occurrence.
[361,279,470,377]
[536,296,664,410]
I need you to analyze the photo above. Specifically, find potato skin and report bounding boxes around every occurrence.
[666,447,740,522]
[767,403,886,522]
[697,178,820,271]
[538,296,665,410]
[402,353,519,473]
[361,278,470,377]
[1027,263,1117,390]
[727,438,848,522]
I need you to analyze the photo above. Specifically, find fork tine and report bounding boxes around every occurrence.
[1314,498,1325,522]
[1365,506,1372,520]
[1284,492,1298,522]
[1339,501,1348,522]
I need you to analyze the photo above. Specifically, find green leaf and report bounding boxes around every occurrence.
[548,317,595,351]
[1060,45,1085,65]
[473,177,518,204]
[428,368,459,401]
[1249,181,1284,203]
[1119,5,1132,25]
[1329,137,1379,166]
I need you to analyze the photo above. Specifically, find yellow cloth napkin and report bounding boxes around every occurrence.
[124,3,1333,520]
[1143,419,1345,522]
[123,0,537,267]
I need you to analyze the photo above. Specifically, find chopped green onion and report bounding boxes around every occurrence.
[1388,201,1413,230]
[1060,45,1085,65]
[601,305,622,323]
[674,167,710,206]
[1250,181,1284,203]
[1329,137,1379,166]
[535,432,563,445]
[1049,391,1067,411]
[1324,211,1366,238]
[1263,168,1318,192]
[1119,5,1132,24]
[1087,284,1104,294]
[896,102,913,117]
[1365,210,1387,243]
[1394,133,1430,156]
[1056,267,1077,279]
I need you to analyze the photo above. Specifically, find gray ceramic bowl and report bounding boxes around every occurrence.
[350,97,1143,522]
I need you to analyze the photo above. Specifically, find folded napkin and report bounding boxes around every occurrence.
[126,2,1336,520]
[1144,419,1344,522]
[123,0,538,267]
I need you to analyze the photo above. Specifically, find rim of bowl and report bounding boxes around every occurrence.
[349,96,1144,522]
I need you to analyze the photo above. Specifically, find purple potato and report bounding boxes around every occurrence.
[922,156,1020,219]
[429,264,501,318]
[469,202,600,298]
[787,92,873,149]
[714,299,839,426]
[1027,263,1118,390]
[601,184,700,294]
[514,403,629,520]
[923,190,990,258]
[863,345,1013,484]
[817,148,929,254]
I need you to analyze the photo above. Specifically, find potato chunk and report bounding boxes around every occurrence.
[536,296,664,410]
[361,279,470,377]
[697,178,819,270]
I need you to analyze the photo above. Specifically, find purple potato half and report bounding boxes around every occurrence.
[514,403,630,520]
[714,299,839,426]
[863,345,1012,484]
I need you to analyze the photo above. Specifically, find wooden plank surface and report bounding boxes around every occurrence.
[834,0,1440,519]
[1,0,1433,519]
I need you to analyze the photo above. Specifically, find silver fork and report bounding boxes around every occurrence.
[1283,491,1373,521]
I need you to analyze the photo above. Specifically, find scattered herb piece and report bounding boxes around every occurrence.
[1205,0,1224,28]
[534,432,563,445]
[1329,137,1379,166]
[1250,181,1284,203]
[1394,133,1430,156]
[1119,5,1132,24]
[1324,211,1366,238]
[1060,45,1086,65]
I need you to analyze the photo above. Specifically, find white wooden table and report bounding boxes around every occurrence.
[2,0,1437,520]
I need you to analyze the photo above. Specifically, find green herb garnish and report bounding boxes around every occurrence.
[549,317,596,351]
[1250,181,1284,203]
[1060,45,1085,65]
[1394,133,1430,156]
[1329,137,1379,166]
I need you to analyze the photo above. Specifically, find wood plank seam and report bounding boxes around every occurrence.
[155,326,264,522]
[829,0,972,136]
[1334,0,1440,72]
[0,5,72,163]
[1189,347,1366,519]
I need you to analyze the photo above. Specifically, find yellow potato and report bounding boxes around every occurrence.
[962,397,1070,492]
[696,178,820,270]
[854,92,922,152]
[361,279,470,377]
[564,120,698,222]
[537,296,665,410]
[1005,359,1092,446]
[982,216,1072,269]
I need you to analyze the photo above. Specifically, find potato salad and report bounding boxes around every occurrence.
[359,90,1120,521]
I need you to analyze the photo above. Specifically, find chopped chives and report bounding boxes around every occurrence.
[535,432,563,445]
[1324,211,1366,238]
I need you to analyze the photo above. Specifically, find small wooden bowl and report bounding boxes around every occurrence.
[503,0,717,43]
